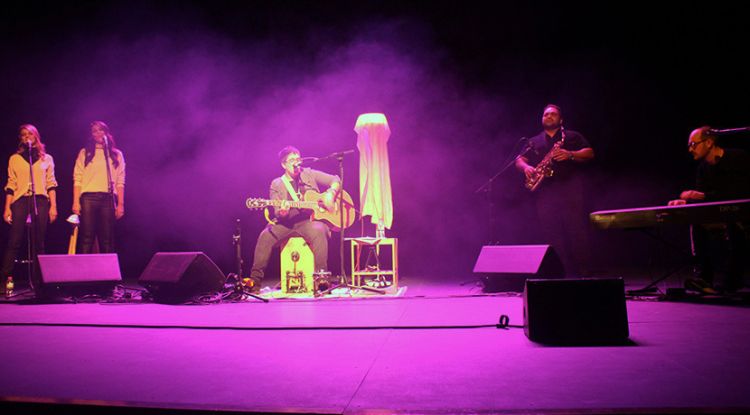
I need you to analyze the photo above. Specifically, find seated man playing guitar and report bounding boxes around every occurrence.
[247,146,342,291]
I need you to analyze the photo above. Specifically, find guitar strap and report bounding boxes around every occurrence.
[281,175,300,202]
[263,175,301,226]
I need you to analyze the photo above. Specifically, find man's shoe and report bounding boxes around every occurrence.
[685,277,718,295]
[242,277,262,294]
[4,276,13,297]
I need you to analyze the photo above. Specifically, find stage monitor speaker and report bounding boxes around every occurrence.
[473,245,564,292]
[37,254,122,298]
[523,277,629,345]
[138,252,225,304]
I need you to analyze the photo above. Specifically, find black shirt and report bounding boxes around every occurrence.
[696,148,750,202]
[269,167,340,227]
[522,128,591,183]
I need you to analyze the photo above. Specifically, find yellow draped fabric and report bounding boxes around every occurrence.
[355,113,393,230]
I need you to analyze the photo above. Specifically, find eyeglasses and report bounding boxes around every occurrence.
[286,157,301,165]
[688,140,707,150]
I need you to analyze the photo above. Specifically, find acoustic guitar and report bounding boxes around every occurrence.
[245,189,356,231]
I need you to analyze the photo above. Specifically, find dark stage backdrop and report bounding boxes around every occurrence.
[1,1,748,281]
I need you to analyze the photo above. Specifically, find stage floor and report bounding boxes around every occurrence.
[2,275,750,414]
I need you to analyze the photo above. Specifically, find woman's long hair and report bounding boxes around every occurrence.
[85,120,120,168]
[16,124,46,163]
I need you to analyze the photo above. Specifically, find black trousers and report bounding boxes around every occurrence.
[249,219,330,281]
[691,222,747,290]
[79,192,116,254]
[1,195,50,278]
[534,177,592,277]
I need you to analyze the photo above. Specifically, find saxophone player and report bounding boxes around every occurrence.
[514,104,595,277]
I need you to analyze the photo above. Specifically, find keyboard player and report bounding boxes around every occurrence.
[668,126,750,294]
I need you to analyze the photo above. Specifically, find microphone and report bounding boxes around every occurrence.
[234,218,241,238]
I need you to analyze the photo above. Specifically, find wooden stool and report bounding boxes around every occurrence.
[348,237,398,290]
[280,237,314,294]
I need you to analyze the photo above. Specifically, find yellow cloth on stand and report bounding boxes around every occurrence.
[355,113,393,229]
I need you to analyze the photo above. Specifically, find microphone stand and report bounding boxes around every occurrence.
[305,150,384,295]
[102,136,117,212]
[474,137,529,242]
[327,151,353,290]
[231,218,267,302]
[25,142,40,292]
[335,152,348,288]
[708,126,750,135]
[233,219,243,278]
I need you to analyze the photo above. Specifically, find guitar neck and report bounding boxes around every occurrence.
[263,199,319,210]
[246,189,356,231]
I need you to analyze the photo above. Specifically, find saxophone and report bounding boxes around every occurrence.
[525,127,566,192]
